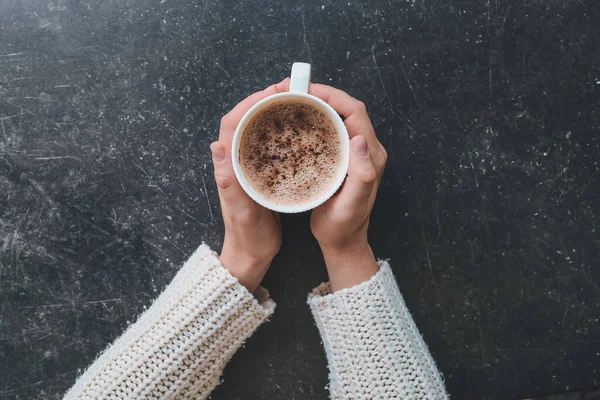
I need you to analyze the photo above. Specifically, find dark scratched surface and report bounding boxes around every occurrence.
[1,0,599,399]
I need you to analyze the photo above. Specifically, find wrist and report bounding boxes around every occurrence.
[220,242,272,293]
[319,241,379,293]
[319,240,370,259]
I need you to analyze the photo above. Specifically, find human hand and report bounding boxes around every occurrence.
[211,79,290,293]
[309,85,387,292]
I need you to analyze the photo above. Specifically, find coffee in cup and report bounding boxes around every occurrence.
[231,63,350,213]
[239,100,342,206]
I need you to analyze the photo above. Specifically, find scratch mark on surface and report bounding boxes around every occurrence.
[25,176,56,208]
[470,156,480,189]
[421,222,435,283]
[142,238,171,259]
[487,0,492,99]
[0,52,24,58]
[215,62,230,78]
[371,45,388,98]
[0,380,44,395]
[201,163,215,223]
[54,84,71,88]
[20,299,123,309]
[499,5,510,33]
[132,161,165,194]
[32,156,82,161]
[416,195,435,283]
[150,225,188,256]
[477,312,486,364]
[148,183,165,195]
[81,238,122,267]
[263,54,268,80]
[435,203,443,237]
[341,10,351,24]
[109,208,121,227]
[199,0,209,24]
[4,99,36,116]
[133,161,151,178]
[580,264,600,291]
[301,14,313,64]
[562,306,570,326]
[397,56,418,102]
[175,206,199,223]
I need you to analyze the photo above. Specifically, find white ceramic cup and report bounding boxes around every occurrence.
[231,62,350,213]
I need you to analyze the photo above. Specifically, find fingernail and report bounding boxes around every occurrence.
[352,136,368,157]
[272,78,290,92]
[211,143,226,162]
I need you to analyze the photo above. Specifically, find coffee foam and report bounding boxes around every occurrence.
[239,101,341,205]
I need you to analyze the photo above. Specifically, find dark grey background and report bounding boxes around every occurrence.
[1,0,599,399]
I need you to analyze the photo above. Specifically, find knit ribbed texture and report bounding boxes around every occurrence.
[308,261,448,400]
[64,244,275,400]
[66,247,448,399]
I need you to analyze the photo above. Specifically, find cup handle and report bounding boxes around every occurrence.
[289,62,311,93]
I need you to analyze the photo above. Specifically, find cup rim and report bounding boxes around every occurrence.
[231,92,350,213]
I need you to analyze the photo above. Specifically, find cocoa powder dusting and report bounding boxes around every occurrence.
[239,101,341,205]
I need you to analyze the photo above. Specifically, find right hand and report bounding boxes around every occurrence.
[212,79,291,293]
[309,84,387,292]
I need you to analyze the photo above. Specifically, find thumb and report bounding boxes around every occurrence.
[210,142,246,204]
[338,135,377,208]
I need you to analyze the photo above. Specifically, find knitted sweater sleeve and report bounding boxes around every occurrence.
[308,261,448,400]
[64,244,275,400]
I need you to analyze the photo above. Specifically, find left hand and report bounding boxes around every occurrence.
[211,78,290,293]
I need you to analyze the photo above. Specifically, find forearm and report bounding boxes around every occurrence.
[65,244,275,400]
[320,242,379,293]
[308,261,448,399]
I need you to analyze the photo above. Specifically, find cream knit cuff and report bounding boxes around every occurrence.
[65,244,275,400]
[308,261,448,400]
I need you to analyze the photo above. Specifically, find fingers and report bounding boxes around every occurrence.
[338,136,377,210]
[215,78,290,211]
[310,83,388,175]
[219,78,290,142]
[309,83,366,118]
[309,83,379,151]
[210,141,246,204]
